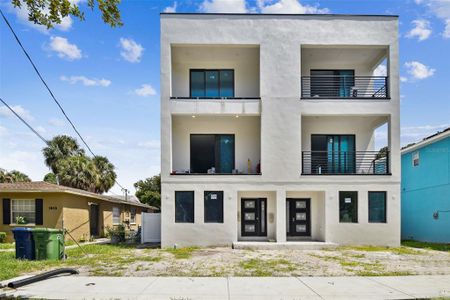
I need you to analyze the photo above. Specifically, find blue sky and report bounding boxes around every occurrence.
[1,0,449,194]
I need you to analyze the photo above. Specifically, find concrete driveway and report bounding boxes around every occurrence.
[2,275,450,299]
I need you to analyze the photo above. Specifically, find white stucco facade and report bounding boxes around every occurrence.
[160,13,400,247]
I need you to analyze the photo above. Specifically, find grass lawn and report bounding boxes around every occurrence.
[0,243,15,250]
[1,241,450,282]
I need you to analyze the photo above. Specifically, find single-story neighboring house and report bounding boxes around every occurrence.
[0,181,157,242]
[401,127,450,243]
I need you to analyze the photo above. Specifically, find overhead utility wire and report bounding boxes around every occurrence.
[0,9,95,157]
[0,10,125,191]
[0,97,49,145]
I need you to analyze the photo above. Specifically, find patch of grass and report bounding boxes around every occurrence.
[164,247,199,259]
[239,258,296,276]
[338,245,420,255]
[402,240,450,252]
[0,243,15,250]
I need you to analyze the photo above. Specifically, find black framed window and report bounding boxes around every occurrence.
[368,192,387,223]
[175,191,194,223]
[190,134,235,174]
[204,191,224,223]
[189,69,234,98]
[339,191,358,223]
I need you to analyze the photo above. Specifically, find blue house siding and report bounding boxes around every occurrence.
[401,136,450,243]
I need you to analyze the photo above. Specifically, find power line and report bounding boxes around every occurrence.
[0,97,49,145]
[0,8,95,157]
[0,9,126,191]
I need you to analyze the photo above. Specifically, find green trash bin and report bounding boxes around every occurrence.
[32,228,64,260]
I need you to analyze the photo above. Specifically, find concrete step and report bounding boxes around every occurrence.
[232,241,338,250]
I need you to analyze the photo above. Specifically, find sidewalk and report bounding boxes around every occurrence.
[2,275,450,299]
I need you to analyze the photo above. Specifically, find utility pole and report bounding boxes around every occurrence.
[122,188,129,201]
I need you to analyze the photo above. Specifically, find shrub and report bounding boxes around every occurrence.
[106,225,125,244]
[0,232,6,243]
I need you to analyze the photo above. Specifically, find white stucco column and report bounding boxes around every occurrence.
[276,189,287,243]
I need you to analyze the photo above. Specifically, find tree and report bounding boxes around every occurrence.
[56,155,98,192]
[43,172,58,184]
[92,156,116,193]
[42,135,85,174]
[134,174,161,208]
[376,146,389,160]
[11,0,123,29]
[0,168,31,183]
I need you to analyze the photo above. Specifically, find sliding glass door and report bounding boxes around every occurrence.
[311,135,355,174]
[190,134,235,173]
[310,70,355,98]
[190,69,234,98]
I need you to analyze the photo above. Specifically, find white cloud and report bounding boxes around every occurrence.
[400,76,408,82]
[49,36,82,60]
[443,19,450,38]
[36,126,46,134]
[406,19,432,41]
[138,140,161,150]
[258,0,329,14]
[0,105,34,122]
[373,64,387,76]
[401,123,450,145]
[199,0,247,13]
[0,125,7,137]
[134,84,157,97]
[405,61,435,80]
[48,118,65,127]
[60,75,111,87]
[164,2,177,12]
[119,38,144,63]
[416,0,450,38]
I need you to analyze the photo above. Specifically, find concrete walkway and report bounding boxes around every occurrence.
[2,275,450,299]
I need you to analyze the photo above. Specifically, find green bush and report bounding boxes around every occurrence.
[0,232,6,243]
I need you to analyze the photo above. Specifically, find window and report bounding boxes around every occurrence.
[112,207,120,224]
[11,199,35,224]
[190,69,234,98]
[204,191,224,223]
[130,207,136,224]
[175,191,194,223]
[339,191,358,223]
[412,151,419,166]
[190,134,235,174]
[369,192,387,223]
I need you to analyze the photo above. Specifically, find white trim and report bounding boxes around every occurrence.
[402,130,450,154]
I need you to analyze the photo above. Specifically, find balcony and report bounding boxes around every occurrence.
[301,75,389,99]
[301,150,390,175]
[171,115,261,175]
[300,45,389,100]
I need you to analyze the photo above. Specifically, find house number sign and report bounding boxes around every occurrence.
[49,206,58,210]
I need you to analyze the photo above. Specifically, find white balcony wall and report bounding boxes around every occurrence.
[301,47,387,76]
[171,45,260,98]
[172,115,261,173]
[301,115,388,152]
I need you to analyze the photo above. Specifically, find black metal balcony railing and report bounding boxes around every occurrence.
[301,150,390,175]
[301,76,389,99]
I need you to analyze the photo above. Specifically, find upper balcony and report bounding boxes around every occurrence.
[171,45,260,100]
[300,46,389,100]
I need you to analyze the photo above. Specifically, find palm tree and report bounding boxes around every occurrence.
[42,135,85,174]
[0,169,31,183]
[92,156,117,193]
[43,172,58,184]
[56,156,98,192]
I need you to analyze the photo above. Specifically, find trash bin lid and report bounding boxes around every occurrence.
[32,228,49,232]
[11,227,33,232]
[46,228,64,233]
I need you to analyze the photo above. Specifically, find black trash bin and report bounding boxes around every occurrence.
[12,227,35,260]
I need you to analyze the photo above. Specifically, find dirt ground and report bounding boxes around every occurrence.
[75,245,450,277]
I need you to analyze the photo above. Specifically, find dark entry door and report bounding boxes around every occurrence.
[241,198,267,237]
[287,198,311,236]
[89,204,99,237]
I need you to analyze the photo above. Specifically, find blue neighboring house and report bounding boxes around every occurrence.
[401,127,450,243]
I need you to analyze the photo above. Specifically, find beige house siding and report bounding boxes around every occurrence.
[1,191,151,242]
